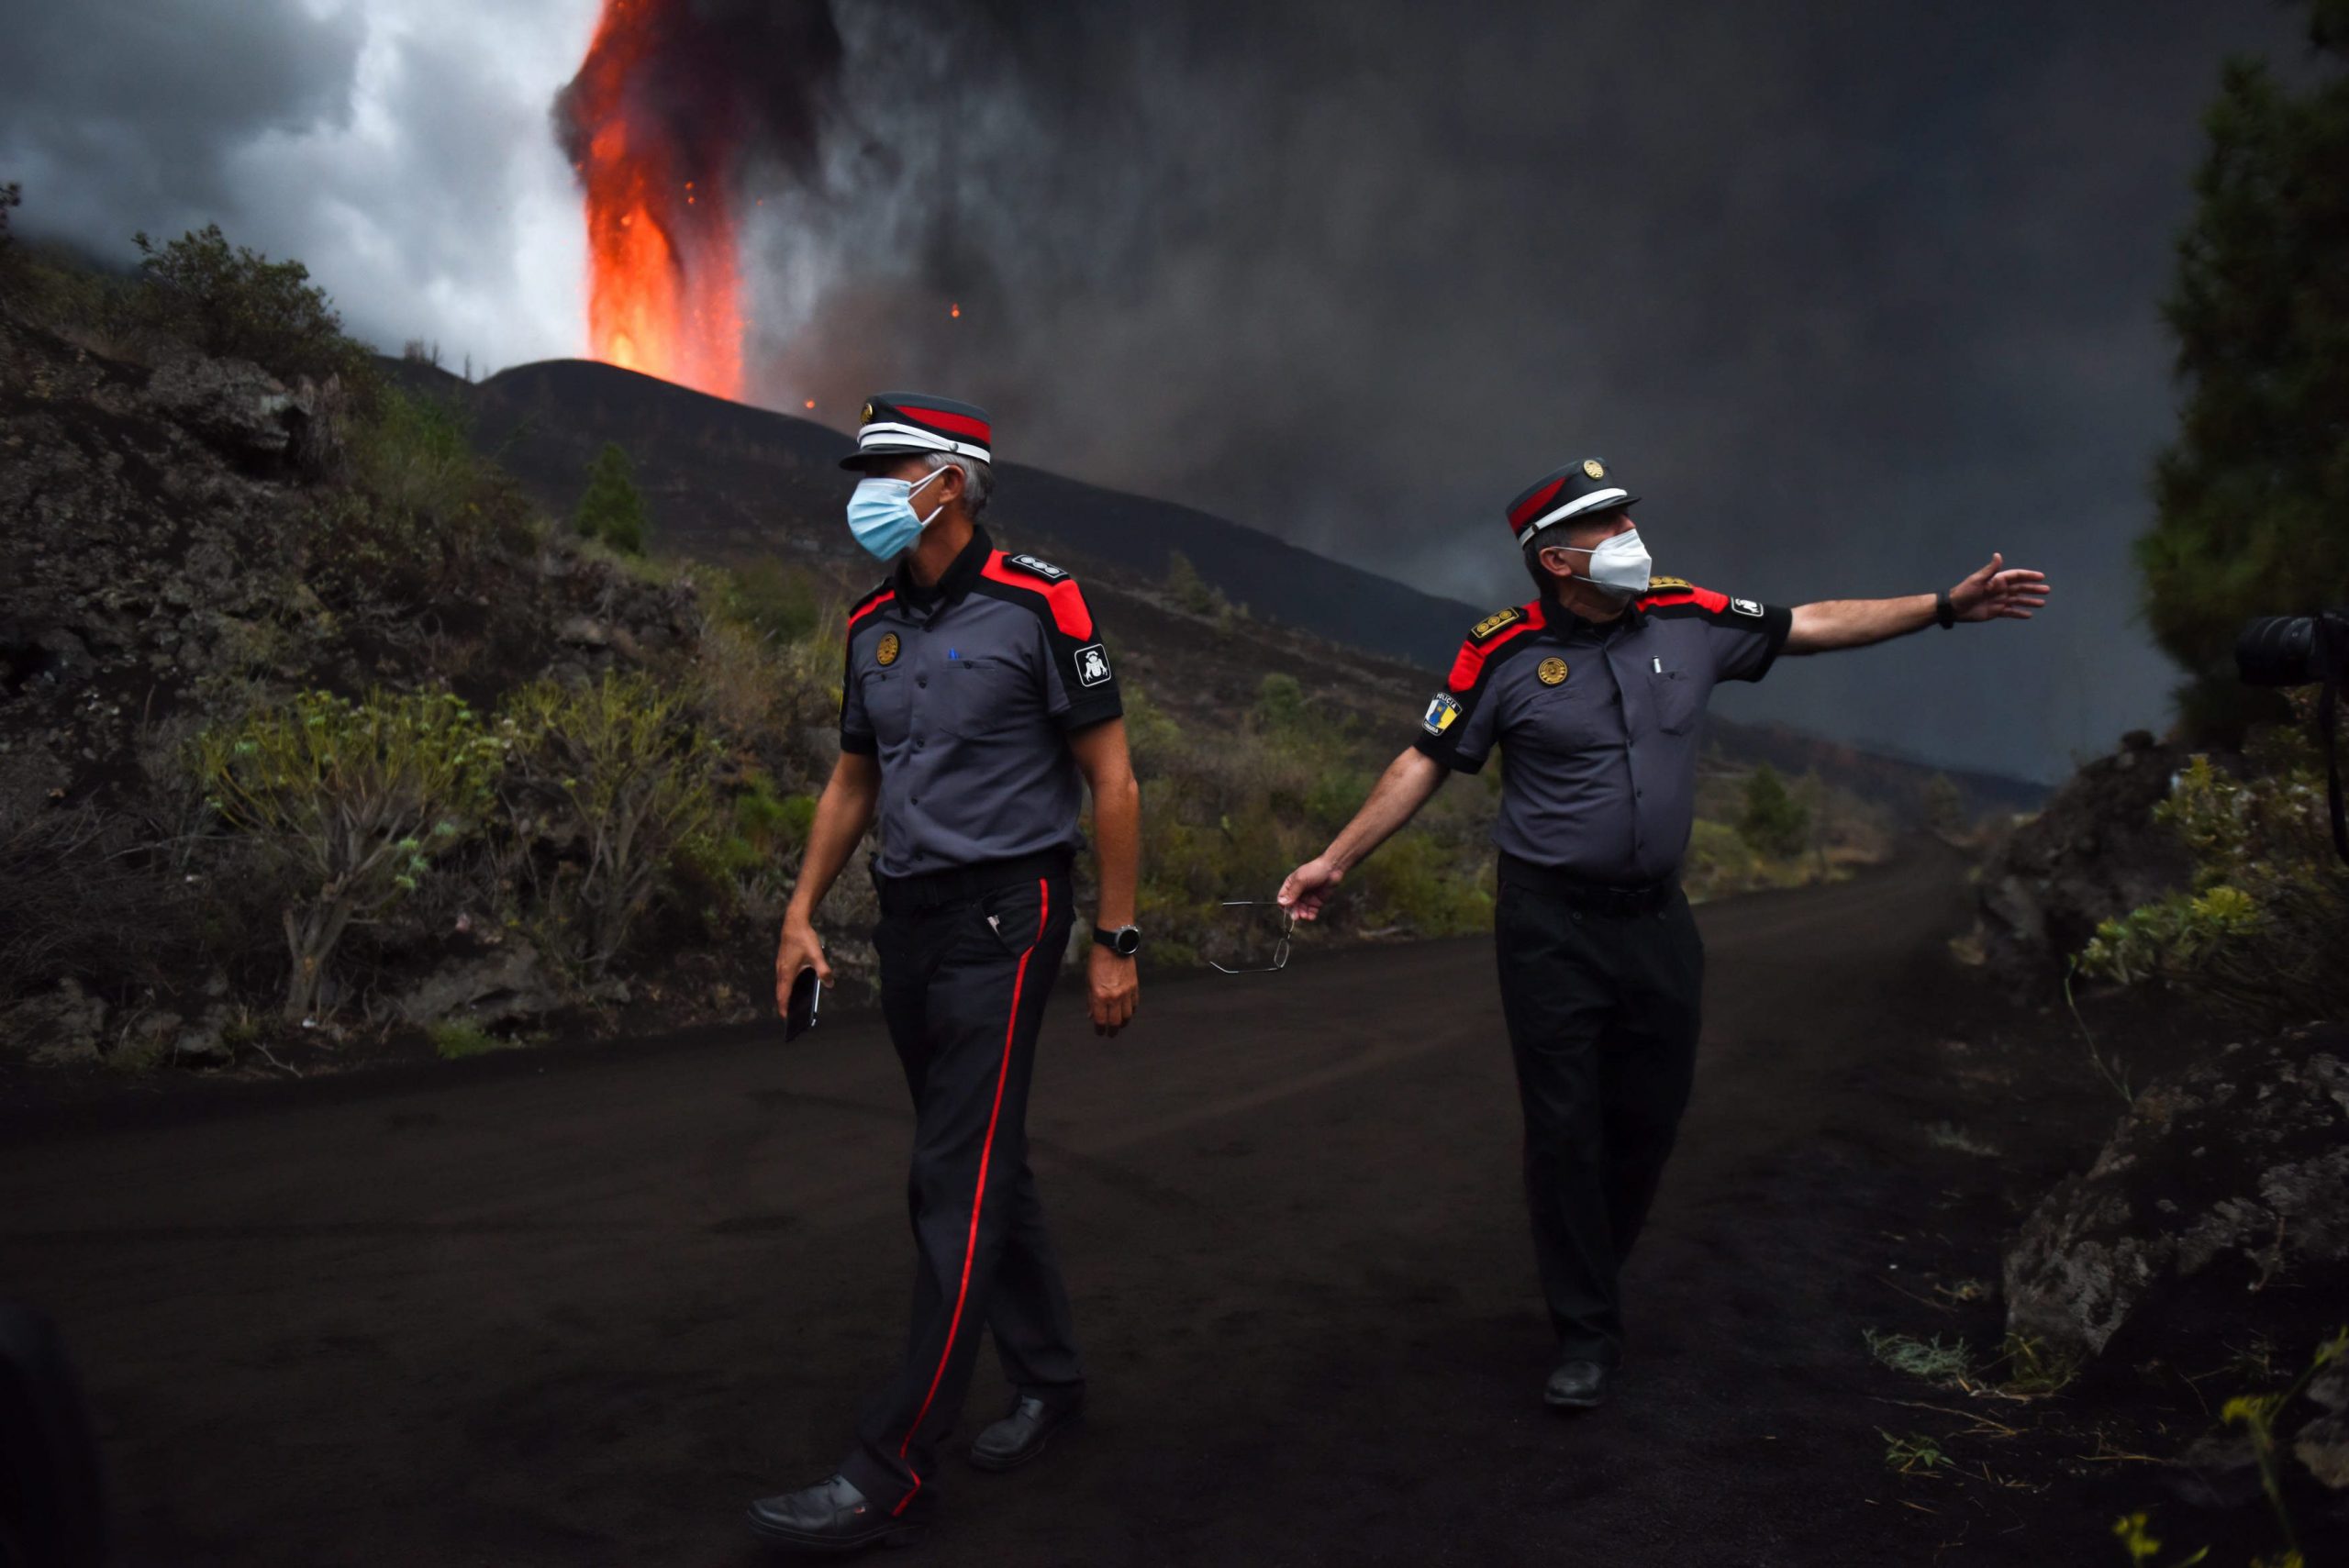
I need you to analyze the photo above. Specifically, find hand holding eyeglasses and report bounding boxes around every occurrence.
[1209,899,1297,974]
[1275,854,1343,922]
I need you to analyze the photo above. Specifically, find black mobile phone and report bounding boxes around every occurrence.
[784,965,821,1041]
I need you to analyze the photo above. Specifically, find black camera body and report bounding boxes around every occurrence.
[2236,607,2348,864]
[2236,608,2349,688]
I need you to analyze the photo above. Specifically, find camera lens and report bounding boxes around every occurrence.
[2236,616,2315,687]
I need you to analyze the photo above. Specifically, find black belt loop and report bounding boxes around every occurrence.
[873,849,1073,917]
[1497,851,1676,917]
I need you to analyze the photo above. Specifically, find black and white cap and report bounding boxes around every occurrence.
[841,392,995,471]
[1505,457,1641,547]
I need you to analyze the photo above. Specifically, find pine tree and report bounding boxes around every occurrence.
[574,441,649,555]
[2138,0,2349,737]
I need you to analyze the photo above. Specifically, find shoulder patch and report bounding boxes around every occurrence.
[998,551,1070,583]
[977,552,1096,640]
[1470,606,1524,642]
[1646,574,1691,591]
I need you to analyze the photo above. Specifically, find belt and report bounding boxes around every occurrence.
[871,848,1073,917]
[1497,851,1678,917]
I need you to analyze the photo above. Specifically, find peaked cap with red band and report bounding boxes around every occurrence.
[841,391,995,470]
[1505,457,1641,547]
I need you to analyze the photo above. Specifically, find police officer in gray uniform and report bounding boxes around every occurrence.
[751,395,1143,1553]
[1280,456,2048,1410]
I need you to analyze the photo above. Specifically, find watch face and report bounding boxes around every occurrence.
[1114,927,1141,956]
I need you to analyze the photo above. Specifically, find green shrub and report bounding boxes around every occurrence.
[1738,763,1810,859]
[1352,829,1492,936]
[498,672,720,973]
[719,558,823,644]
[1163,550,1228,618]
[2077,707,2349,1022]
[190,689,505,1020]
[574,441,649,554]
[428,1019,500,1060]
[129,224,371,385]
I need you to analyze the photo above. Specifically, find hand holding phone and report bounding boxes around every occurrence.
[784,964,821,1041]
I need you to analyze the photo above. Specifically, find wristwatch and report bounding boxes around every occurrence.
[1093,924,1143,957]
[1934,590,1956,630]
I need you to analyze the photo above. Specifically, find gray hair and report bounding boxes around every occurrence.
[925,451,994,517]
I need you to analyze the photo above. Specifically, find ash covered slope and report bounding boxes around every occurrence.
[417,355,2043,823]
[441,358,1484,671]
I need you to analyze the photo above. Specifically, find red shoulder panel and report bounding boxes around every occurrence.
[1638,583,1730,614]
[1445,600,1546,691]
[979,551,1094,640]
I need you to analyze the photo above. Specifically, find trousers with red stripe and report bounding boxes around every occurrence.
[840,868,1085,1513]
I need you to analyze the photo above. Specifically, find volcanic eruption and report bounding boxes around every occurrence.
[556,0,842,401]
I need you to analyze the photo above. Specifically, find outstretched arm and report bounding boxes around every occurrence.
[1278,746,1449,920]
[1785,552,2050,655]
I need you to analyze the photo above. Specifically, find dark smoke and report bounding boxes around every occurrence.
[552,0,843,195]
[573,0,2309,782]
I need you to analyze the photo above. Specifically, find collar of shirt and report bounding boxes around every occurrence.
[893,523,993,619]
[1540,589,1646,640]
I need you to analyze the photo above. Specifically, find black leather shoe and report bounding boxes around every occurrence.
[745,1474,928,1553]
[1544,1357,1614,1410]
[969,1394,1082,1472]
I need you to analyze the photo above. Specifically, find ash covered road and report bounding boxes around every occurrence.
[4,846,2032,1566]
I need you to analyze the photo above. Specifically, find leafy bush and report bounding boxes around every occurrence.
[1163,549,1230,620]
[428,1019,500,1060]
[574,440,649,554]
[190,689,506,1020]
[1738,762,1810,859]
[2077,705,2349,1022]
[128,224,371,385]
[498,672,721,974]
[719,558,824,645]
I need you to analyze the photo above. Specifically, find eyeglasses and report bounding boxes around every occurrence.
[1208,900,1297,974]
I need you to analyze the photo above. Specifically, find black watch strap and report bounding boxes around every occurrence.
[1093,924,1141,956]
[1934,589,1956,630]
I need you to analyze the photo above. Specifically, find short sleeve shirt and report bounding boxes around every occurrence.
[1411,579,1792,883]
[841,526,1123,877]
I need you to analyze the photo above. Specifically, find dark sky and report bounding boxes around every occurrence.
[3,0,2319,781]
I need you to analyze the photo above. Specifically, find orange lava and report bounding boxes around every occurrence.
[563,0,743,400]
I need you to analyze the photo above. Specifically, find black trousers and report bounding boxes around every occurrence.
[839,869,1084,1516]
[1493,877,1704,1365]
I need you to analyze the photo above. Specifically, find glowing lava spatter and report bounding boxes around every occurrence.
[561,0,744,400]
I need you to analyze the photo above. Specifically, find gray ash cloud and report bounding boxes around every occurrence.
[703,0,2309,781]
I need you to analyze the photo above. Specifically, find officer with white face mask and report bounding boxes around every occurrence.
[1279,456,2050,1413]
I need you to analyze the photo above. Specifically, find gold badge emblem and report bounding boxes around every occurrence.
[861,402,876,425]
[875,631,900,666]
[1537,657,1569,686]
[1583,459,1605,480]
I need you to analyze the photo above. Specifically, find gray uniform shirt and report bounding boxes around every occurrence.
[1412,580,1792,883]
[841,527,1123,878]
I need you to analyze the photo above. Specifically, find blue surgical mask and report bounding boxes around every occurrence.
[1546,527,1653,596]
[846,465,950,562]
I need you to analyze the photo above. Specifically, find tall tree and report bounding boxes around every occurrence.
[574,441,649,555]
[2139,0,2349,737]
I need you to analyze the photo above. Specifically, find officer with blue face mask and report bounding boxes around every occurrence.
[751,394,1143,1554]
[1280,456,2050,1413]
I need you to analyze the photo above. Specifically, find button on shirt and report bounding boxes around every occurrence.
[841,527,1124,878]
[1412,581,1792,883]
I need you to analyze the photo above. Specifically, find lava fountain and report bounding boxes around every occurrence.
[558,0,749,400]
